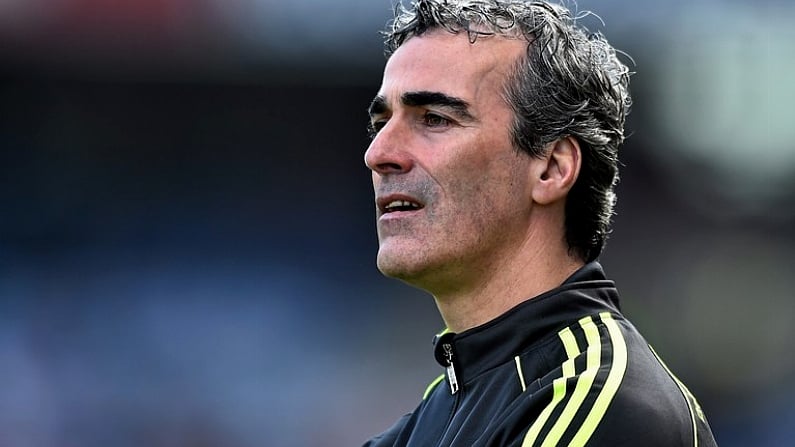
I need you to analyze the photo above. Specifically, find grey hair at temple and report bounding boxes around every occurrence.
[382,0,633,262]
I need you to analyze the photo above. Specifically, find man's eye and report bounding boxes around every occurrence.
[423,113,450,128]
[368,120,386,138]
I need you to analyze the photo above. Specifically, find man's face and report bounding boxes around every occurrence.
[365,31,536,294]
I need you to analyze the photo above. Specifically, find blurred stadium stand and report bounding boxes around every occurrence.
[0,0,793,445]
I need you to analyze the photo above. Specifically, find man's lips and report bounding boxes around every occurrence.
[376,194,425,217]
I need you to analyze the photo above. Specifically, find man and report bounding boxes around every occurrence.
[362,1,718,446]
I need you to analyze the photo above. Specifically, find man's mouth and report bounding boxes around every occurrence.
[377,195,425,215]
[383,200,422,213]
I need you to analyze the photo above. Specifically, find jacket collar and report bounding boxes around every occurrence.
[432,262,621,384]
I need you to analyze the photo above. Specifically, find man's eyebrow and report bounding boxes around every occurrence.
[402,91,475,120]
[368,91,476,121]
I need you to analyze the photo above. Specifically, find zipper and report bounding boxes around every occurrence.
[432,331,463,447]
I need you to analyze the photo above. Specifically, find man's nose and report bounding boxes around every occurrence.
[364,120,414,175]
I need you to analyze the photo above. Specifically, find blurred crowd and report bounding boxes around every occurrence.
[1,0,793,446]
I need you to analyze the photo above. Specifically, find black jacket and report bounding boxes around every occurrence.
[364,262,718,446]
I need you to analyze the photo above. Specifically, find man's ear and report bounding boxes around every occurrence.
[531,136,581,205]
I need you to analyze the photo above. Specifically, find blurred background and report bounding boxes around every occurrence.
[0,0,793,445]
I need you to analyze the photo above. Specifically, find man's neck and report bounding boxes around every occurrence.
[432,238,584,333]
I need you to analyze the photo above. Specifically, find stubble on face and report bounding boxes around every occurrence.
[376,147,533,295]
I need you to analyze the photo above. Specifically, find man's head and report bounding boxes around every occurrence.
[365,0,630,293]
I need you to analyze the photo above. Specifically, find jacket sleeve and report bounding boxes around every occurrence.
[475,326,719,447]
[476,377,718,447]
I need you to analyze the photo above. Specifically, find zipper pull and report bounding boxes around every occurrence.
[443,343,459,395]
[434,331,460,395]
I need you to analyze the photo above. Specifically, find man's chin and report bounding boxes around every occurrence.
[376,251,427,282]
[376,255,415,279]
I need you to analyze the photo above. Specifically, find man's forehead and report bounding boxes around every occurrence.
[378,31,526,104]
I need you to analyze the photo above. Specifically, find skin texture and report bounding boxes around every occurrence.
[365,31,584,332]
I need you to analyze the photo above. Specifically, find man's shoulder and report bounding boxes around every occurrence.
[362,412,414,447]
[510,311,717,446]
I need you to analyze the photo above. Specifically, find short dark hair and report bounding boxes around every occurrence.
[383,0,632,262]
